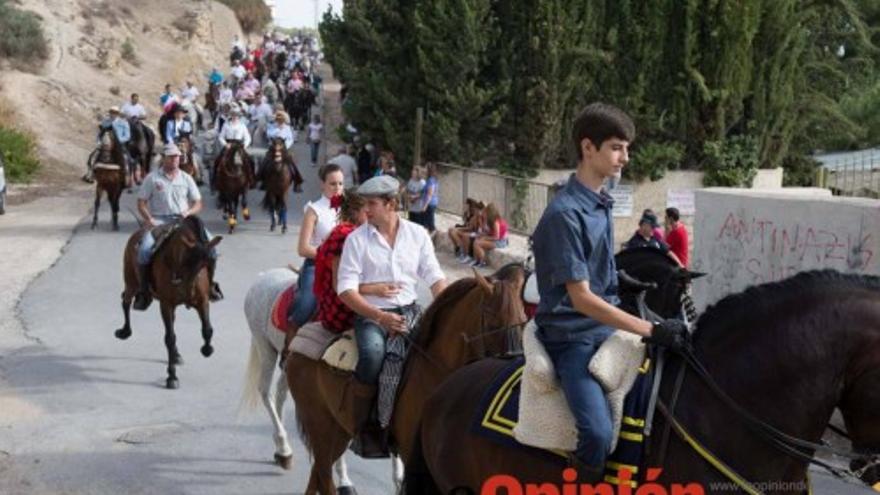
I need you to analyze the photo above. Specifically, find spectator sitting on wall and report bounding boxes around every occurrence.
[624,213,683,266]
[665,207,690,268]
[449,198,484,259]
[464,202,509,268]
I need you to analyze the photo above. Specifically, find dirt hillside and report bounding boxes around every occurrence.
[0,0,243,189]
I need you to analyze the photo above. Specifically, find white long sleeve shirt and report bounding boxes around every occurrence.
[337,219,446,309]
[217,119,251,149]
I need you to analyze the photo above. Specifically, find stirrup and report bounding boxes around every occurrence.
[132,292,153,311]
[209,282,224,302]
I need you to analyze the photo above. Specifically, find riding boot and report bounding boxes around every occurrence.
[566,454,606,484]
[290,164,303,192]
[207,258,224,302]
[132,263,153,311]
[347,379,389,458]
[81,167,95,184]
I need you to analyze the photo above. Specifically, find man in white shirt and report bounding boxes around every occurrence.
[230,60,247,83]
[217,107,252,150]
[337,175,448,435]
[327,145,358,187]
[121,93,146,120]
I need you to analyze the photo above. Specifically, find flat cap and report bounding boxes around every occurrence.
[357,175,399,196]
[163,143,182,156]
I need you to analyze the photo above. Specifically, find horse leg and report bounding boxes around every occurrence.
[334,456,356,495]
[111,189,120,231]
[271,370,293,469]
[161,302,180,389]
[269,204,276,232]
[91,186,101,230]
[115,290,134,339]
[242,192,250,221]
[196,300,214,358]
[280,205,288,234]
[392,454,405,493]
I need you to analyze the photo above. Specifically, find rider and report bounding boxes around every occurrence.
[165,104,193,145]
[208,67,224,86]
[217,106,251,150]
[266,110,295,150]
[531,103,689,481]
[121,93,146,121]
[83,106,132,184]
[159,83,176,107]
[134,143,223,310]
[336,176,448,442]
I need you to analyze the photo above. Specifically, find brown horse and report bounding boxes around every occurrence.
[90,128,126,231]
[205,83,220,125]
[214,140,254,233]
[286,264,528,494]
[128,117,155,184]
[176,135,202,185]
[115,215,222,389]
[259,138,303,234]
[406,270,880,494]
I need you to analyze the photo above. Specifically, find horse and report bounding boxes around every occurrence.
[405,270,880,494]
[179,99,203,132]
[286,264,529,494]
[176,134,202,185]
[259,138,302,234]
[285,88,316,131]
[615,247,704,321]
[127,117,155,184]
[214,140,254,233]
[205,83,220,125]
[90,127,126,231]
[242,268,386,493]
[114,216,222,389]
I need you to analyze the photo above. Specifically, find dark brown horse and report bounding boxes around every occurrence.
[176,135,202,185]
[115,216,222,389]
[259,138,303,234]
[407,270,880,494]
[90,127,126,231]
[205,83,220,125]
[127,117,154,184]
[286,264,528,494]
[214,140,254,233]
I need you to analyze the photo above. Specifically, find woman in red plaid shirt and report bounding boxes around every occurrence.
[313,191,368,333]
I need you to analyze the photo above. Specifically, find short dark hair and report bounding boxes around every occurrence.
[131,93,139,98]
[665,207,680,221]
[571,103,635,160]
[319,163,343,182]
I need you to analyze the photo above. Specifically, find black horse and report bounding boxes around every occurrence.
[616,246,703,321]
[127,118,155,182]
[284,88,316,131]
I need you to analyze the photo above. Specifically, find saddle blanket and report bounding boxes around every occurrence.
[472,326,655,487]
[289,321,358,372]
[270,284,297,332]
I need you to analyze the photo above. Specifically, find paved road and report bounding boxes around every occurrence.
[0,140,874,494]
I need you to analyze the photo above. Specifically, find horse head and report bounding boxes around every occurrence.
[163,216,222,289]
[615,247,704,320]
[415,262,528,369]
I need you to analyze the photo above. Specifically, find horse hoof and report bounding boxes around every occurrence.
[274,453,293,470]
[114,327,132,340]
[200,345,214,358]
[281,226,287,234]
[270,225,275,232]
[166,378,179,389]
[172,354,184,365]
[337,486,357,495]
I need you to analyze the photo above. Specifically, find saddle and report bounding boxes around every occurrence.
[289,322,358,372]
[513,321,646,453]
[141,221,182,265]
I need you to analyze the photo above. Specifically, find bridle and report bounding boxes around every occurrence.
[460,263,531,360]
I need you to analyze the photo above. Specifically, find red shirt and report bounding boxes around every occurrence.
[242,59,256,73]
[314,223,357,333]
[666,223,689,267]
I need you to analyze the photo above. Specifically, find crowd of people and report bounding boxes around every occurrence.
[623,207,690,267]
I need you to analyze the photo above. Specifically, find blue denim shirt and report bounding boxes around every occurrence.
[533,174,619,342]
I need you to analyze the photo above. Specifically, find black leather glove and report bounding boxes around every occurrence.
[647,319,690,352]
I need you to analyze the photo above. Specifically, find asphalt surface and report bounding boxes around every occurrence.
[0,136,875,494]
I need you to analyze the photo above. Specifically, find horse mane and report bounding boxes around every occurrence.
[414,262,525,349]
[694,269,880,340]
[616,246,677,268]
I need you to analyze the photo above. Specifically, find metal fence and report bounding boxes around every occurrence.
[435,163,554,235]
[814,148,880,199]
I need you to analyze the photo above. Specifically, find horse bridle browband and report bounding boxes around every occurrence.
[460,264,532,360]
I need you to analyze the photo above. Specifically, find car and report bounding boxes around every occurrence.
[0,152,6,215]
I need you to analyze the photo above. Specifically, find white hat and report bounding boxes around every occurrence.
[109,106,121,114]
[163,143,182,156]
[357,176,400,196]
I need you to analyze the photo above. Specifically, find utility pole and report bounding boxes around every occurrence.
[314,0,320,30]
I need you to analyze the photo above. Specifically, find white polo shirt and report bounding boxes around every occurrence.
[138,168,201,217]
[337,218,446,309]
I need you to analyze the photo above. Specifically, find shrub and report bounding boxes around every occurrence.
[216,0,271,34]
[702,135,759,187]
[625,141,684,182]
[0,126,40,182]
[121,37,137,64]
[0,0,49,67]
[782,154,821,187]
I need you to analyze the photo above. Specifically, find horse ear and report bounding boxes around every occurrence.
[207,236,222,249]
[674,267,706,281]
[688,270,706,280]
[473,268,494,295]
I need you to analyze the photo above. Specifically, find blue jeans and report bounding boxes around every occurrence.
[541,332,614,469]
[353,315,386,384]
[310,141,320,164]
[137,216,216,265]
[287,258,317,327]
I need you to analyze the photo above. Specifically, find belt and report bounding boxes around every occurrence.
[381,302,419,314]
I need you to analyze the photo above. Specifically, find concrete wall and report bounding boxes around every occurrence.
[691,188,879,311]
[436,165,783,256]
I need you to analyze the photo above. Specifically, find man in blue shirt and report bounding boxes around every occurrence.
[83,106,132,185]
[532,103,688,481]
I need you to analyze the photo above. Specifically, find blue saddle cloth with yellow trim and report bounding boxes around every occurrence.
[471,355,655,487]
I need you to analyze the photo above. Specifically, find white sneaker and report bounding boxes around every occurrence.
[458,256,474,264]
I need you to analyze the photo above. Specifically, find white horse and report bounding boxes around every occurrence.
[241,268,404,494]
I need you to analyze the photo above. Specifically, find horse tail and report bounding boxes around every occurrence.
[401,423,443,495]
[240,340,263,413]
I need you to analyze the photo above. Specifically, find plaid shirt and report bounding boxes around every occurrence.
[314,223,357,333]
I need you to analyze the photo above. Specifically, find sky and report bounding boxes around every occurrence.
[274,0,343,29]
